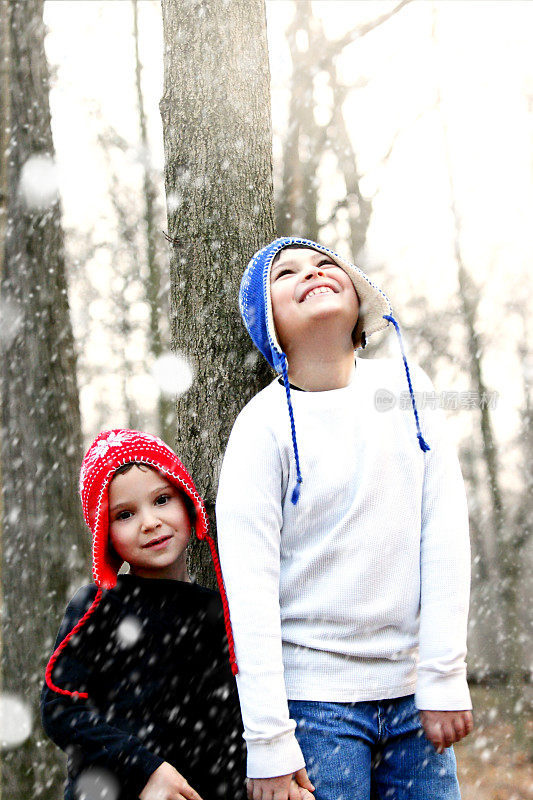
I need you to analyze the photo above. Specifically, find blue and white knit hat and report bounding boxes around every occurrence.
[239,236,430,502]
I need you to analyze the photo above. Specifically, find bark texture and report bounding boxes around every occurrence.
[1,1,87,796]
[160,0,275,585]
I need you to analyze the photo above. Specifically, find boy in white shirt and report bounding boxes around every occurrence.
[216,236,473,800]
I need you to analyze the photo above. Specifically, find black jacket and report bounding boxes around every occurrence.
[41,575,247,799]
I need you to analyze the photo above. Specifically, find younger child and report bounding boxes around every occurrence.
[217,237,474,800]
[41,429,246,800]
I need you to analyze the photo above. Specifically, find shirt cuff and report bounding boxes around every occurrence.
[246,730,305,779]
[415,668,472,711]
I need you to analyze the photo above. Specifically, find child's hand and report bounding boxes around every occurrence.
[290,777,315,800]
[247,768,315,800]
[140,762,204,800]
[419,709,474,754]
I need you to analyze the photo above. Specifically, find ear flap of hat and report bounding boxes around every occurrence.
[92,473,122,589]
[191,493,208,540]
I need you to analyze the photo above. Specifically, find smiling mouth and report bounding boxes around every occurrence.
[301,285,336,302]
[142,534,172,549]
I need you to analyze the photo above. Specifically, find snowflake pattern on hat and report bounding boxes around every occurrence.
[79,431,167,495]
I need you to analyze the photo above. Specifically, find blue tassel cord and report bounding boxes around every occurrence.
[382,315,430,452]
[280,355,304,504]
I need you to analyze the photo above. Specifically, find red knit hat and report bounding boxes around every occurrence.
[78,429,211,589]
[45,429,237,699]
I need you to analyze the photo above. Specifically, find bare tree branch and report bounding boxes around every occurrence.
[327,0,414,55]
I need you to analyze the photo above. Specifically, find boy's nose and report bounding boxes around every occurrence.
[304,267,325,280]
[141,511,161,531]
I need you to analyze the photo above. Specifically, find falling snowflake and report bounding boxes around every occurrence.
[166,191,183,212]
[116,616,142,648]
[244,351,258,369]
[0,299,23,348]
[18,154,59,210]
[0,693,32,749]
[151,352,194,398]
[74,767,120,800]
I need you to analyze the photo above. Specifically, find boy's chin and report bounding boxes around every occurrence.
[304,302,358,327]
[287,319,358,348]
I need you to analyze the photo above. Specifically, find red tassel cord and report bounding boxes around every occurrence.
[45,588,104,698]
[204,534,239,676]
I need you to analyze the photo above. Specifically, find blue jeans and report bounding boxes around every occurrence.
[288,695,460,800]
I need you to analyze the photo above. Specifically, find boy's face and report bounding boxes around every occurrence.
[108,465,191,580]
[269,247,360,352]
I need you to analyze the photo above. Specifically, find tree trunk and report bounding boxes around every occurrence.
[436,65,526,746]
[326,77,372,261]
[1,1,87,796]
[275,1,320,241]
[160,0,275,586]
[275,13,302,238]
[276,0,375,257]
[509,312,532,756]
[132,0,173,442]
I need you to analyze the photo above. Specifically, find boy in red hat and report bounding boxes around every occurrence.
[41,429,247,800]
[217,238,474,800]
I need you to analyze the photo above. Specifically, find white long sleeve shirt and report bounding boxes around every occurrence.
[216,356,471,778]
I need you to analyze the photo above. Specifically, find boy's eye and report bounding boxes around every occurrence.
[155,494,171,505]
[318,259,335,268]
[116,510,132,521]
[274,268,293,279]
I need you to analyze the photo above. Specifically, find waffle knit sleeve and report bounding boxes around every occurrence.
[216,404,305,779]
[40,587,164,795]
[414,368,472,711]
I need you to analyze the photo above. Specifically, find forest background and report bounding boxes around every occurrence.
[1,1,532,799]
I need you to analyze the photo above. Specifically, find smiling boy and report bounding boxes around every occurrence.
[217,238,473,800]
[108,463,192,582]
[269,246,360,391]
[41,429,247,800]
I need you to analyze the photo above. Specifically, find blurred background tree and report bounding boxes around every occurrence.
[1,0,88,797]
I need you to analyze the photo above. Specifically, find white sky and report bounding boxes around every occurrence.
[43,0,532,484]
